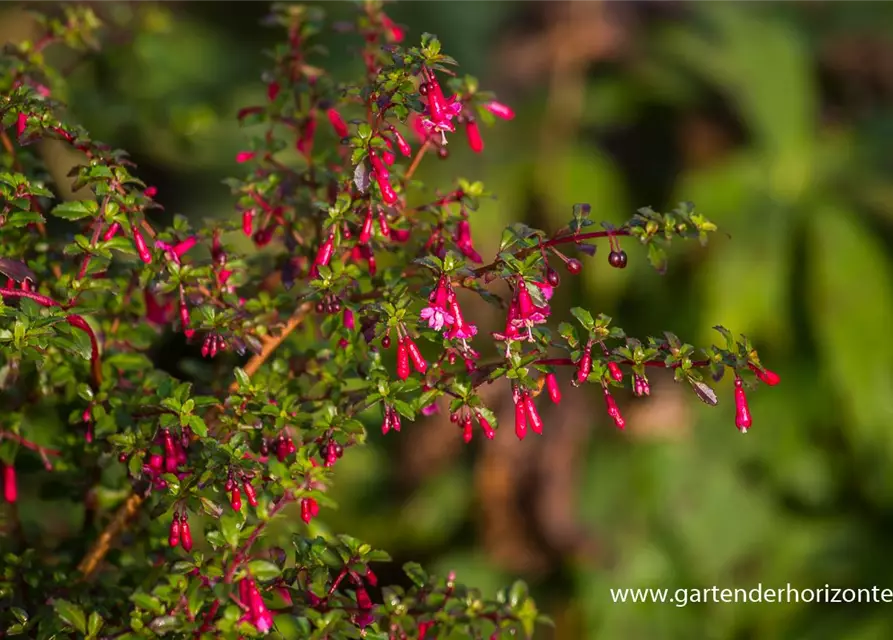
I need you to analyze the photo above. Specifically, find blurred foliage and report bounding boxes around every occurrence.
[5,1,893,638]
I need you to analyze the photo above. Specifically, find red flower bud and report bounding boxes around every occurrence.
[462,415,473,444]
[267,82,280,101]
[392,129,412,156]
[603,387,625,430]
[236,151,256,164]
[514,394,528,441]
[359,206,374,244]
[327,108,349,138]
[133,227,152,264]
[3,464,17,503]
[365,567,378,587]
[465,119,483,153]
[608,361,623,382]
[376,172,398,205]
[525,394,543,435]
[169,513,181,548]
[575,346,592,386]
[16,112,27,137]
[404,336,427,374]
[243,479,258,507]
[300,497,319,524]
[179,302,194,338]
[102,222,121,242]
[545,373,561,404]
[310,233,335,278]
[242,210,255,237]
[396,339,410,380]
[476,413,495,439]
[734,377,752,432]
[748,363,780,386]
[181,518,193,552]
[484,101,515,120]
[378,209,390,238]
[230,486,242,512]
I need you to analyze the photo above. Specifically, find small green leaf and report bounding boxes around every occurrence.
[403,561,428,587]
[53,599,87,633]
[51,200,99,221]
[247,559,282,581]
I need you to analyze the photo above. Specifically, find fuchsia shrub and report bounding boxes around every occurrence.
[0,2,778,638]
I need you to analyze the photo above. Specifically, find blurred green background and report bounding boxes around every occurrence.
[6,1,893,638]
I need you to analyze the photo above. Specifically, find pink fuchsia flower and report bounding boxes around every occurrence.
[144,289,173,326]
[155,236,197,265]
[408,113,430,143]
[236,151,256,164]
[603,386,625,430]
[446,293,477,341]
[420,276,455,331]
[420,95,463,145]
[484,101,515,120]
[734,376,752,432]
[16,112,27,137]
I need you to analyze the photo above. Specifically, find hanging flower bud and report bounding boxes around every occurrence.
[242,210,255,237]
[230,486,242,512]
[148,452,163,472]
[365,567,378,587]
[179,302,194,338]
[396,339,411,380]
[3,464,17,503]
[16,112,27,137]
[359,206,374,243]
[378,209,390,238]
[243,479,258,507]
[102,222,121,242]
[462,415,473,444]
[343,308,355,331]
[300,497,319,524]
[404,336,427,374]
[608,361,623,382]
[381,14,405,42]
[180,517,193,552]
[169,513,181,548]
[514,393,528,441]
[575,344,593,386]
[376,171,398,205]
[748,363,780,386]
[524,394,543,435]
[517,279,535,316]
[382,408,392,435]
[267,82,280,101]
[603,387,625,430]
[465,119,483,153]
[476,413,495,439]
[133,227,152,264]
[392,129,412,156]
[424,70,448,123]
[633,373,651,397]
[310,233,335,278]
[546,373,561,404]
[236,151,256,164]
[734,376,752,432]
[484,101,515,120]
[382,139,396,166]
[326,107,349,138]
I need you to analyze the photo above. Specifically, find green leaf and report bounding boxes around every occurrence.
[50,200,99,221]
[247,559,282,581]
[87,612,104,637]
[570,307,594,332]
[403,561,428,587]
[233,367,251,389]
[647,243,668,275]
[53,599,87,634]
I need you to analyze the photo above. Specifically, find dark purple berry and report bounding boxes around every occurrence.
[545,267,560,287]
[315,301,325,314]
[381,335,391,348]
[419,82,429,96]
[608,250,628,269]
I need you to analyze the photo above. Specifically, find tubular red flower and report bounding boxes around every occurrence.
[168,513,181,548]
[546,373,561,404]
[484,101,515,120]
[102,222,121,241]
[230,486,242,512]
[243,479,258,507]
[310,233,335,277]
[525,394,543,435]
[608,361,623,382]
[514,393,528,441]
[734,377,752,432]
[3,464,17,503]
[242,210,255,237]
[16,112,27,137]
[575,345,592,386]
[392,129,412,156]
[476,413,495,439]
[462,415,473,444]
[132,227,152,264]
[603,387,625,430]
[404,336,427,374]
[267,82,280,101]
[327,107,349,138]
[748,363,780,386]
[359,206,375,243]
[397,339,411,380]
[236,151,256,164]
[465,119,483,153]
[378,209,390,238]
[376,171,398,205]
[181,518,193,552]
